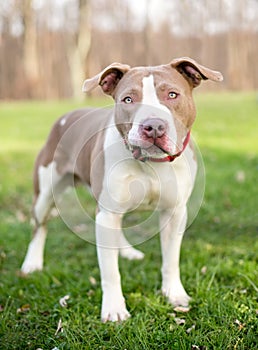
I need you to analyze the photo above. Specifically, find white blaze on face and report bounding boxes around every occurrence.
[141,75,166,108]
[128,75,178,154]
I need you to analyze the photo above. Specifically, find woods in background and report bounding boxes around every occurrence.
[0,0,257,100]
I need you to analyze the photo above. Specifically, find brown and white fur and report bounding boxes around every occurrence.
[21,57,223,322]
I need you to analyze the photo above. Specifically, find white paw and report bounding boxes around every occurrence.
[21,259,43,274]
[101,296,131,322]
[120,247,144,260]
[102,307,131,323]
[162,284,191,310]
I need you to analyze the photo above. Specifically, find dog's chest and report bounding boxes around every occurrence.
[100,158,180,213]
[125,167,162,210]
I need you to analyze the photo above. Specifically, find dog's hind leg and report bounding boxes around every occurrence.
[21,161,68,274]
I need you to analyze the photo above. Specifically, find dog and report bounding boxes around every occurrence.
[21,57,223,322]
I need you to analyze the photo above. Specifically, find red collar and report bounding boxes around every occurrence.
[124,131,191,163]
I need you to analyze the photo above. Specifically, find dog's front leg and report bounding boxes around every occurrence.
[96,210,130,322]
[159,207,191,309]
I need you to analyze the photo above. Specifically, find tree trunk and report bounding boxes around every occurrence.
[22,0,40,98]
[68,0,92,99]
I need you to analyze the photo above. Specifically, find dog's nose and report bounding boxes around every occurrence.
[142,118,166,139]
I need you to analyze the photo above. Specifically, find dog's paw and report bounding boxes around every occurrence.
[21,260,43,274]
[101,303,131,323]
[120,247,144,260]
[101,291,131,322]
[162,284,191,311]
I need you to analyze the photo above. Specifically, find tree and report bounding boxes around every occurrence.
[67,0,92,98]
[21,0,40,98]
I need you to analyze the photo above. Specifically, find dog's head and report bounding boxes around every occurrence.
[83,58,223,162]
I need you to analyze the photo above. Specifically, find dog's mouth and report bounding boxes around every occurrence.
[131,144,172,162]
[124,139,176,163]
[124,132,191,163]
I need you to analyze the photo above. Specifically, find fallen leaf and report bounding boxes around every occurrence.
[59,295,70,308]
[201,266,207,274]
[187,324,196,333]
[55,318,63,336]
[89,276,97,286]
[235,319,245,330]
[175,317,186,325]
[239,289,247,294]
[17,304,30,313]
[87,289,94,296]
[174,305,190,313]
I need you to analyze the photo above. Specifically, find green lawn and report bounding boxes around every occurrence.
[0,93,257,349]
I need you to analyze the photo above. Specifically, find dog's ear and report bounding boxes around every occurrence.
[82,63,131,95]
[170,57,223,88]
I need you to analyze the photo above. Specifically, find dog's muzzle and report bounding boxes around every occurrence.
[123,131,191,163]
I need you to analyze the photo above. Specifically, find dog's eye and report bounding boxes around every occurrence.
[168,92,178,99]
[123,96,133,104]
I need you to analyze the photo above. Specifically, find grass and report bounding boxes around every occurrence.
[0,93,257,349]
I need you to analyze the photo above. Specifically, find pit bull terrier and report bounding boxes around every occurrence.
[21,57,223,322]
